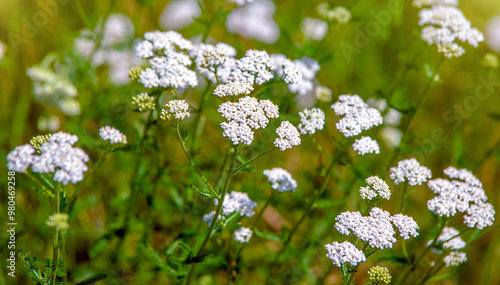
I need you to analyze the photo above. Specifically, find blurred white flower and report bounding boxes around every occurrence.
[160,0,201,30]
[101,14,134,48]
[0,41,6,59]
[380,126,402,148]
[485,15,500,53]
[301,18,328,41]
[234,227,253,243]
[226,0,279,44]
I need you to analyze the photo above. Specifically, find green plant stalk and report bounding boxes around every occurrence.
[190,83,213,152]
[235,192,275,257]
[270,148,345,273]
[233,147,277,173]
[185,146,239,284]
[416,260,445,285]
[385,56,445,172]
[50,185,61,285]
[177,124,219,198]
[396,218,448,285]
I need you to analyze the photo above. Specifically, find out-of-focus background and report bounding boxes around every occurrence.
[1,0,500,284]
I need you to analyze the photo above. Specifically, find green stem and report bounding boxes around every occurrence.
[399,182,409,214]
[396,218,448,285]
[50,185,61,285]
[185,146,239,284]
[233,147,277,173]
[385,55,445,172]
[176,124,219,198]
[416,261,445,285]
[190,83,213,152]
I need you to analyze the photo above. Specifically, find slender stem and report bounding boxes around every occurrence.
[233,147,277,173]
[177,124,219,198]
[396,218,448,285]
[345,270,356,285]
[399,182,409,214]
[416,261,445,285]
[50,185,61,285]
[235,192,275,257]
[385,56,445,172]
[185,146,239,284]
[270,148,344,274]
[190,83,213,152]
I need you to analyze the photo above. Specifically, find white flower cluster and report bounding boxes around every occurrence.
[214,81,254,97]
[226,0,279,44]
[192,42,237,83]
[297,108,325,135]
[132,92,156,112]
[325,241,366,267]
[390,158,432,186]
[220,191,258,217]
[301,18,328,41]
[135,31,198,89]
[314,86,332,102]
[359,176,391,200]
[428,227,468,267]
[99,126,127,144]
[234,227,253,243]
[412,0,458,8]
[160,100,191,122]
[271,54,303,84]
[353,136,380,155]
[427,167,495,229]
[288,57,320,95]
[416,2,484,58]
[331,94,383,137]
[27,66,80,116]
[218,96,279,145]
[274,121,301,151]
[7,132,89,185]
[263,167,297,192]
[229,0,254,6]
[318,4,351,24]
[229,49,275,85]
[335,207,419,249]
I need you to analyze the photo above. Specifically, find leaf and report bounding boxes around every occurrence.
[314,198,346,209]
[74,273,108,285]
[222,212,241,230]
[190,184,216,199]
[253,229,281,241]
[235,164,256,175]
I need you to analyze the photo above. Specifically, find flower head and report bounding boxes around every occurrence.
[353,136,380,155]
[360,176,391,200]
[270,54,303,84]
[392,214,419,239]
[297,108,325,135]
[7,144,35,172]
[325,241,366,267]
[132,93,156,112]
[331,94,383,137]
[160,100,191,122]
[214,81,254,97]
[314,86,332,102]
[46,213,70,231]
[263,167,297,192]
[234,227,253,243]
[390,158,432,186]
[444,251,467,267]
[368,266,391,284]
[100,126,127,144]
[274,121,301,151]
[216,191,258,217]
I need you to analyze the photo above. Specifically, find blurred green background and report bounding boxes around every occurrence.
[1,0,500,284]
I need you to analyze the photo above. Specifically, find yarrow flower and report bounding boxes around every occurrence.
[368,266,391,284]
[30,134,52,154]
[263,167,297,192]
[325,241,366,267]
[216,191,258,217]
[160,100,191,122]
[214,81,254,97]
[318,4,351,24]
[435,226,466,250]
[427,167,495,229]
[134,30,198,89]
[334,207,419,249]
[218,96,279,145]
[390,158,432,186]
[444,251,467,267]
[270,54,303,84]
[99,126,127,144]
[297,108,325,135]
[288,57,320,95]
[7,132,89,186]
[314,86,332,102]
[331,94,383,137]
[274,121,301,151]
[359,176,391,200]
[192,42,237,83]
[415,1,484,58]
[132,93,156,112]
[353,136,380,155]
[229,49,275,85]
[391,214,420,239]
[46,213,70,231]
[234,227,253,243]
